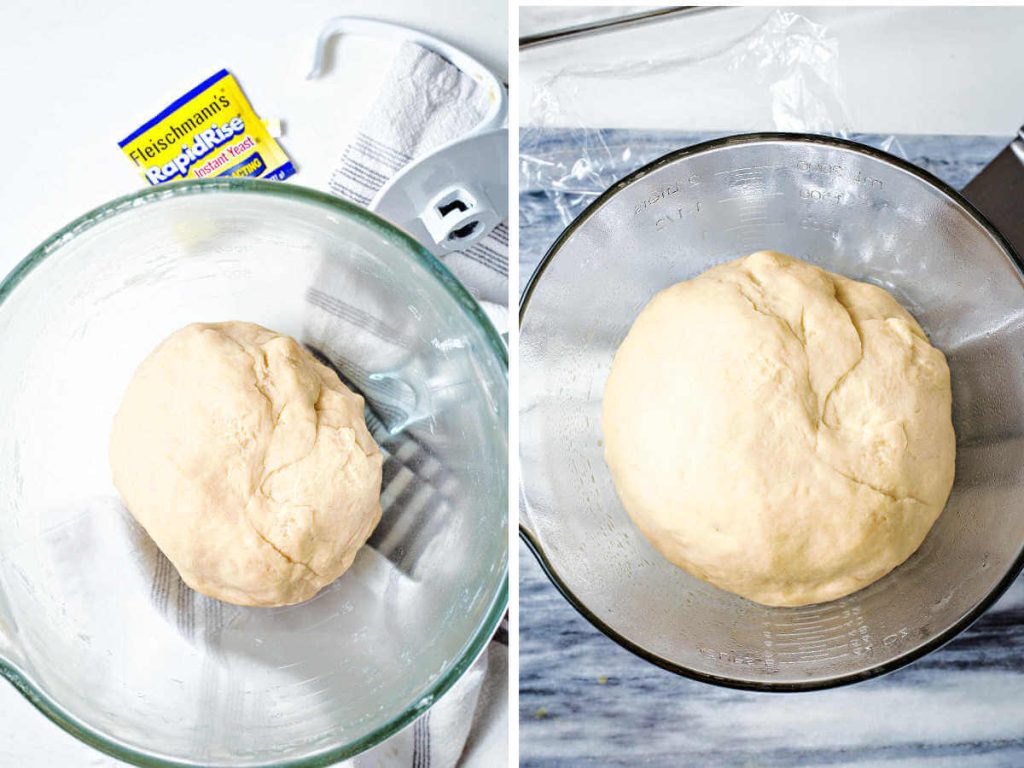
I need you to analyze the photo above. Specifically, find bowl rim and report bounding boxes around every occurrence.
[0,177,509,766]
[518,130,1024,692]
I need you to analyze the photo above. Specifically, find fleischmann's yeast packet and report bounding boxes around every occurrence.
[119,69,295,185]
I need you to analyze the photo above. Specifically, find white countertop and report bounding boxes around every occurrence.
[520,6,1024,136]
[0,0,506,279]
[0,2,506,764]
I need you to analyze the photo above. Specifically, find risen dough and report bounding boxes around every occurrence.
[603,251,955,607]
[110,321,383,607]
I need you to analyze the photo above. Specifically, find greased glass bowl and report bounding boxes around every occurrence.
[519,133,1024,690]
[0,179,508,765]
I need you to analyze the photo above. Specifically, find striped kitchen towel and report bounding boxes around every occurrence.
[327,40,508,323]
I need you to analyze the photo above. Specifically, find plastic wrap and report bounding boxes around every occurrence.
[520,10,906,236]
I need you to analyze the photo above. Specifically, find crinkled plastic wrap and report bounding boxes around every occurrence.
[521,10,905,231]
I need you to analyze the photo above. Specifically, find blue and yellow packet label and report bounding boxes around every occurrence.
[118,69,295,185]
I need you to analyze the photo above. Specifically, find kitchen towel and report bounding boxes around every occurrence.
[327,41,509,327]
[322,39,509,768]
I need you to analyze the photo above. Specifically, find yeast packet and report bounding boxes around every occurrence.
[119,69,294,185]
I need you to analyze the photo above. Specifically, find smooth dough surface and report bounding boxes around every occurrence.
[602,251,955,607]
[110,321,383,607]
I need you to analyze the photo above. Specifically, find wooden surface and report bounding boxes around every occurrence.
[518,130,1024,767]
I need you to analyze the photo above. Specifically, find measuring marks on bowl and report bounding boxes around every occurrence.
[761,603,877,670]
[625,153,893,259]
[696,600,914,679]
[713,164,788,251]
[630,163,787,243]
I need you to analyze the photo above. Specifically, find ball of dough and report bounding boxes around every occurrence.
[110,321,383,607]
[603,251,955,607]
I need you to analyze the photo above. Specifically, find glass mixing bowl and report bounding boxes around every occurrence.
[0,180,507,765]
[520,133,1024,690]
